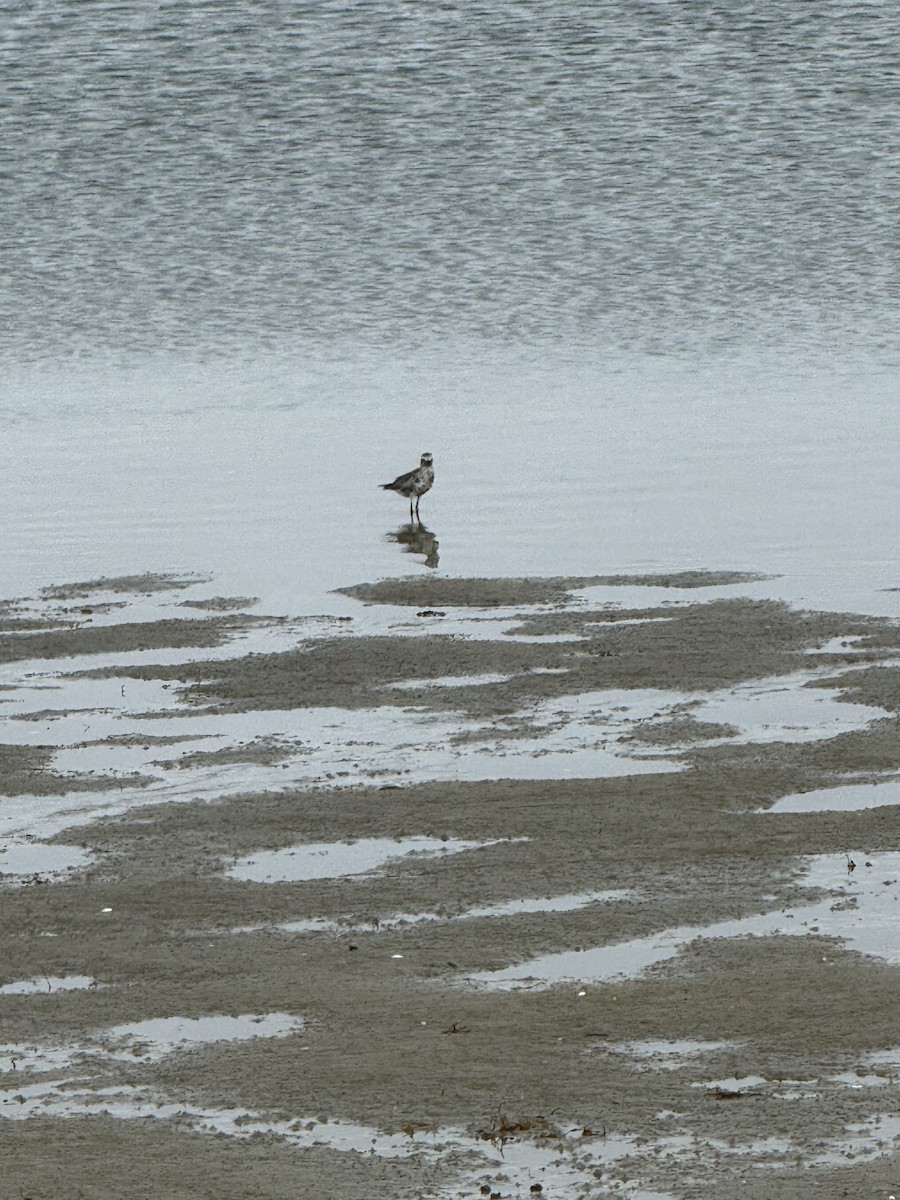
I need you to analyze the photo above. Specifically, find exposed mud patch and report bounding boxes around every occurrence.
[40,573,206,600]
[338,569,771,608]
[0,613,262,666]
[153,735,304,771]
[178,596,259,612]
[3,573,900,1198]
[0,743,145,797]
[85,598,887,720]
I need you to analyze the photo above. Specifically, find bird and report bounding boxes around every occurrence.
[380,452,434,524]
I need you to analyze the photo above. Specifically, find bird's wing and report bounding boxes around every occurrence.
[383,467,417,489]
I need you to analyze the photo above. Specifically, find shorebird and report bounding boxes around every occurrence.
[380,452,434,523]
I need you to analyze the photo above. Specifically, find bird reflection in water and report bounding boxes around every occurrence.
[387,523,439,569]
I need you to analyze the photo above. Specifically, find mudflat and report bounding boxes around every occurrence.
[2,571,900,1198]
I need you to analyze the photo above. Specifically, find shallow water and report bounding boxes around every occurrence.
[225,835,518,883]
[0,2,898,615]
[0,362,897,623]
[99,1013,304,1061]
[467,852,900,989]
[0,975,98,996]
[768,776,900,814]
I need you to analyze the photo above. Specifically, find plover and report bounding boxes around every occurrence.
[380,452,434,523]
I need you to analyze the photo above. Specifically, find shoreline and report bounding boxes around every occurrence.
[2,570,900,1197]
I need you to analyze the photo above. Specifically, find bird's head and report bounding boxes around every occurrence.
[421,453,433,466]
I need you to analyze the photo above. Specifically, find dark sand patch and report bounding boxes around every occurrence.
[339,569,770,608]
[40,572,207,600]
[587,568,774,589]
[81,732,215,749]
[178,595,259,611]
[0,613,262,666]
[0,743,150,797]
[152,735,304,771]
[811,663,900,712]
[625,715,742,745]
[0,1118,432,1200]
[56,600,129,614]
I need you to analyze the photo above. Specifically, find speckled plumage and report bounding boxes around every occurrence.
[381,452,434,522]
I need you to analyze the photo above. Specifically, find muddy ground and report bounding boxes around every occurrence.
[2,572,900,1198]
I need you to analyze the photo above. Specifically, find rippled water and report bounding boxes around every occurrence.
[1,2,897,604]
[4,0,898,361]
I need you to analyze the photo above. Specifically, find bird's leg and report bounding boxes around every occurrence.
[414,495,421,522]
[409,497,415,524]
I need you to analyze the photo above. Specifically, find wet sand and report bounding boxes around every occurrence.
[2,572,900,1198]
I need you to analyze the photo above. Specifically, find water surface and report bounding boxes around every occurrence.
[1,1,897,608]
